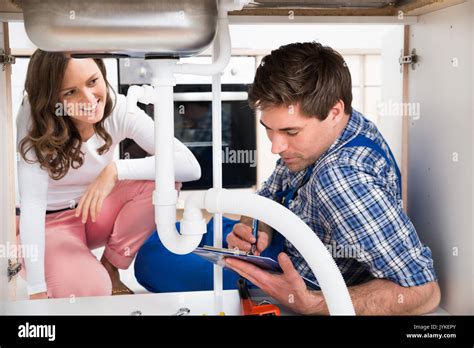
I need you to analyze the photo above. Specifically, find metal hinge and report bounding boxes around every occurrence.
[0,48,16,71]
[399,48,418,72]
[8,259,22,282]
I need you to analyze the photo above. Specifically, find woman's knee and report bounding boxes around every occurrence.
[134,180,181,194]
[135,180,155,191]
[47,263,112,299]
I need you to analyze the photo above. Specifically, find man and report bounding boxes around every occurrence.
[225,42,440,315]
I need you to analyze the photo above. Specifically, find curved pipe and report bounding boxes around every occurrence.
[204,188,356,315]
[125,85,144,115]
[126,85,156,114]
[174,1,251,75]
[174,17,231,76]
[147,65,207,255]
[156,199,206,255]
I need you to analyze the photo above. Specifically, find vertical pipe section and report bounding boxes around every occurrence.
[154,87,175,195]
[128,73,206,254]
[401,25,410,212]
[152,61,179,247]
[212,37,224,307]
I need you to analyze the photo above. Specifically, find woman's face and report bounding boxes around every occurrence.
[59,58,107,126]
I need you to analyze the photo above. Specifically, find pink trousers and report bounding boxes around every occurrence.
[16,180,157,298]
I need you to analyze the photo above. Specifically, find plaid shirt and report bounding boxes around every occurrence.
[258,109,437,288]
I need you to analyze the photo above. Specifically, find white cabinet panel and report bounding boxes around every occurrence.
[407,1,473,315]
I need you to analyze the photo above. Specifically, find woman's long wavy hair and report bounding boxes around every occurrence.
[19,50,116,180]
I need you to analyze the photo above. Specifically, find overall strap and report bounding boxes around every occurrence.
[275,165,314,208]
[343,134,402,196]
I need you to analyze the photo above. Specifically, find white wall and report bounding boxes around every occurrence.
[230,24,399,50]
[407,1,473,314]
[11,20,399,52]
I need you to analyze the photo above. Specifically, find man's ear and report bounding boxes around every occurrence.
[327,100,346,127]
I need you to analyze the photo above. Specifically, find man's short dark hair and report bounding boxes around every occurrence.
[248,41,353,120]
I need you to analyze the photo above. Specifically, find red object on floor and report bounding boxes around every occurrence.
[237,278,281,316]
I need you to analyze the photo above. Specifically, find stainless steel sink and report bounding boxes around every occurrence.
[21,0,218,58]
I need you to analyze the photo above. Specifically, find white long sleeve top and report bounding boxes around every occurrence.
[16,93,201,295]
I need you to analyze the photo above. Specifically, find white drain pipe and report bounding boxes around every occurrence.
[174,0,238,76]
[175,16,231,76]
[127,60,208,254]
[152,60,208,254]
[211,27,224,307]
[125,0,248,255]
[204,189,356,315]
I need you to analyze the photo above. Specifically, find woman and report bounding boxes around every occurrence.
[16,49,201,300]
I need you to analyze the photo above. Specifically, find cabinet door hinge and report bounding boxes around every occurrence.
[0,48,16,71]
[8,259,22,282]
[399,48,418,72]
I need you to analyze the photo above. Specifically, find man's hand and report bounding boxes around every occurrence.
[227,249,441,315]
[226,223,271,256]
[75,162,118,223]
[225,252,322,314]
[29,291,48,300]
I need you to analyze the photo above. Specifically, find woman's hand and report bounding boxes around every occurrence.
[75,162,118,223]
[29,291,48,300]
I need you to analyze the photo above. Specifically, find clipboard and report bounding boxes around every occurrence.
[192,246,320,290]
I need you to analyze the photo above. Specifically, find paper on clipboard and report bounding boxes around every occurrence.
[192,246,320,290]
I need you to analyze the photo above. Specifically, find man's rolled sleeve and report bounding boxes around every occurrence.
[314,163,438,287]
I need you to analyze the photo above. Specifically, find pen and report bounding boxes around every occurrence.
[250,219,259,255]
